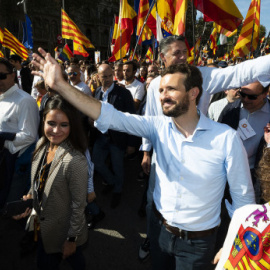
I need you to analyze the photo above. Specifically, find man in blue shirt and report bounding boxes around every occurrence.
[32,49,255,270]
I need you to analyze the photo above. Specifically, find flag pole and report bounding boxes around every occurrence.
[132,0,157,60]
[191,0,196,65]
[262,31,270,51]
[62,0,67,45]
[249,18,255,59]
[119,0,122,60]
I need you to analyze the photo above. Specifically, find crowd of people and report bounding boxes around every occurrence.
[1,34,270,269]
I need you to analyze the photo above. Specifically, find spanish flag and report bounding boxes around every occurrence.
[109,0,137,62]
[73,40,89,57]
[2,28,28,60]
[145,46,153,62]
[193,0,243,32]
[61,9,95,49]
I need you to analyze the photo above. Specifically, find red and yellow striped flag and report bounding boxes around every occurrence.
[0,27,4,43]
[2,28,28,60]
[210,23,218,55]
[61,9,95,49]
[136,0,152,44]
[0,50,4,58]
[173,0,188,35]
[233,0,261,58]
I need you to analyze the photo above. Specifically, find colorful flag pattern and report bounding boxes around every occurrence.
[173,0,188,36]
[73,40,89,57]
[233,0,261,57]
[137,0,152,44]
[193,0,243,31]
[2,28,28,60]
[62,9,95,49]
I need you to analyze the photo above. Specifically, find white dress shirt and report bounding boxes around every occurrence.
[141,54,270,152]
[0,84,39,155]
[95,102,255,231]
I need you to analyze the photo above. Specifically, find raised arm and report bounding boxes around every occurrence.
[32,48,101,120]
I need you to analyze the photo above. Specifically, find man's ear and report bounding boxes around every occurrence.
[160,53,166,64]
[189,87,200,101]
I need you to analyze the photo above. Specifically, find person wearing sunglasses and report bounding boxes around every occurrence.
[67,65,91,96]
[0,57,39,209]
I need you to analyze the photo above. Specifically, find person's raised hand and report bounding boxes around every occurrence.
[31,47,66,93]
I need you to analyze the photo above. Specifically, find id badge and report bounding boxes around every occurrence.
[237,118,256,140]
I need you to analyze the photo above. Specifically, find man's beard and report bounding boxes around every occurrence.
[162,93,190,117]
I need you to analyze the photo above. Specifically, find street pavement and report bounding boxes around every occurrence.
[0,155,151,270]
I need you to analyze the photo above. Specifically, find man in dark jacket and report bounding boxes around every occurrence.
[92,64,137,208]
[9,54,33,94]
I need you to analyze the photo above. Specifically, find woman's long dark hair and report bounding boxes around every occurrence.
[34,95,88,157]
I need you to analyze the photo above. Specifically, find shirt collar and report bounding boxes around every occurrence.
[0,84,18,101]
[101,82,114,95]
[168,110,212,140]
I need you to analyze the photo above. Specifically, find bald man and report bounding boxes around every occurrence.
[92,64,137,208]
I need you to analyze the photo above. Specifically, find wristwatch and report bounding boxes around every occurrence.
[66,236,77,242]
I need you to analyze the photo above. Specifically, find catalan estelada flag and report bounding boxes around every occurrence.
[61,9,95,49]
[233,0,261,58]
[73,40,89,57]
[2,28,28,60]
[136,0,152,44]
[173,0,188,36]
[193,0,243,32]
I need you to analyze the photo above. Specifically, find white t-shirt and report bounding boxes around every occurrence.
[125,79,145,101]
[74,81,92,96]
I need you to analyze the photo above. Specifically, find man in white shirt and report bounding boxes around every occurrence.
[207,88,240,121]
[0,58,39,208]
[123,61,145,110]
[67,65,92,96]
[32,50,255,269]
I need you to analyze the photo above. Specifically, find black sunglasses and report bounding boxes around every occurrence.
[239,90,262,100]
[67,72,77,76]
[0,72,12,80]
